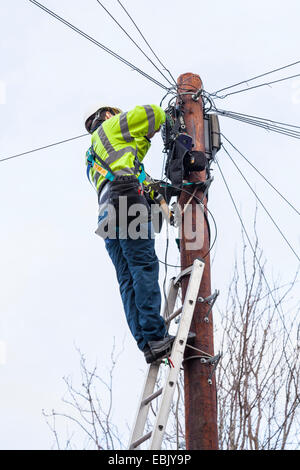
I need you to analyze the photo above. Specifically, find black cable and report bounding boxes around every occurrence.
[215,110,300,141]
[222,144,300,263]
[213,72,300,99]
[95,0,175,87]
[221,115,300,140]
[212,59,300,96]
[116,0,177,86]
[0,133,88,163]
[215,110,300,138]
[160,89,175,108]
[228,117,300,140]
[157,183,218,269]
[27,0,171,92]
[215,157,296,348]
[221,134,300,217]
[216,109,300,131]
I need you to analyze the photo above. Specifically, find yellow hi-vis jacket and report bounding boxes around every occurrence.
[86,104,166,194]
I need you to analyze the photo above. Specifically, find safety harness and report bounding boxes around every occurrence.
[86,146,114,182]
[86,145,146,194]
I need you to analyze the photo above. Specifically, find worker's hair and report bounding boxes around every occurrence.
[101,107,119,118]
[97,107,116,122]
[99,108,109,120]
[90,107,120,133]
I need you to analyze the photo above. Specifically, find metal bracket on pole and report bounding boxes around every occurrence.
[195,352,222,385]
[198,289,219,323]
[207,352,222,385]
[184,346,222,385]
[192,87,203,101]
[200,352,221,366]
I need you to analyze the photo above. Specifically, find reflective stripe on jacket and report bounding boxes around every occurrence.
[86,104,166,194]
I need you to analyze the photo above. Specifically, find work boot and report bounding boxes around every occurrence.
[143,345,172,364]
[143,335,175,364]
[148,334,175,358]
[143,332,196,364]
[143,345,156,364]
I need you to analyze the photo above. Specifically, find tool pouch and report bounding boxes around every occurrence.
[96,176,151,238]
[109,176,151,225]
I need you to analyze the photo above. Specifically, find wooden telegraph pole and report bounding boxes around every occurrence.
[177,73,218,450]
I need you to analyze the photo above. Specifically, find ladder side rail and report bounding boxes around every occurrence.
[149,259,205,450]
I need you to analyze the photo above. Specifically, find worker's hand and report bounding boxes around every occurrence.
[147,126,161,140]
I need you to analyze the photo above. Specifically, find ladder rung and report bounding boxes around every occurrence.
[130,431,152,449]
[141,387,163,406]
[173,265,193,285]
[165,306,182,324]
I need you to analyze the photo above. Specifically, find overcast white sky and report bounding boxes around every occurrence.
[1,0,300,450]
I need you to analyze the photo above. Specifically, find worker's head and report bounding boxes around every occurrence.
[85,106,122,134]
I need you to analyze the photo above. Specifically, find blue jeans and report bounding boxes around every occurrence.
[104,223,167,351]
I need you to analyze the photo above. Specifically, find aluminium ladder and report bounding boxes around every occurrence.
[128,258,205,450]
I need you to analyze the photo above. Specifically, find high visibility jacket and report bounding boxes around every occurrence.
[86,104,166,194]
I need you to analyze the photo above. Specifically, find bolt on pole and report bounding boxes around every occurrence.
[177,73,218,450]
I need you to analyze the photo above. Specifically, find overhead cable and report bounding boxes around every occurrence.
[215,158,295,348]
[95,0,175,87]
[27,0,171,92]
[221,134,300,217]
[0,134,88,163]
[212,59,300,96]
[217,109,300,131]
[222,144,300,263]
[214,108,300,140]
[116,0,177,86]
[218,114,300,140]
[212,72,300,99]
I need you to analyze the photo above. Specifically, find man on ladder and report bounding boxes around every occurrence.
[84,104,174,363]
